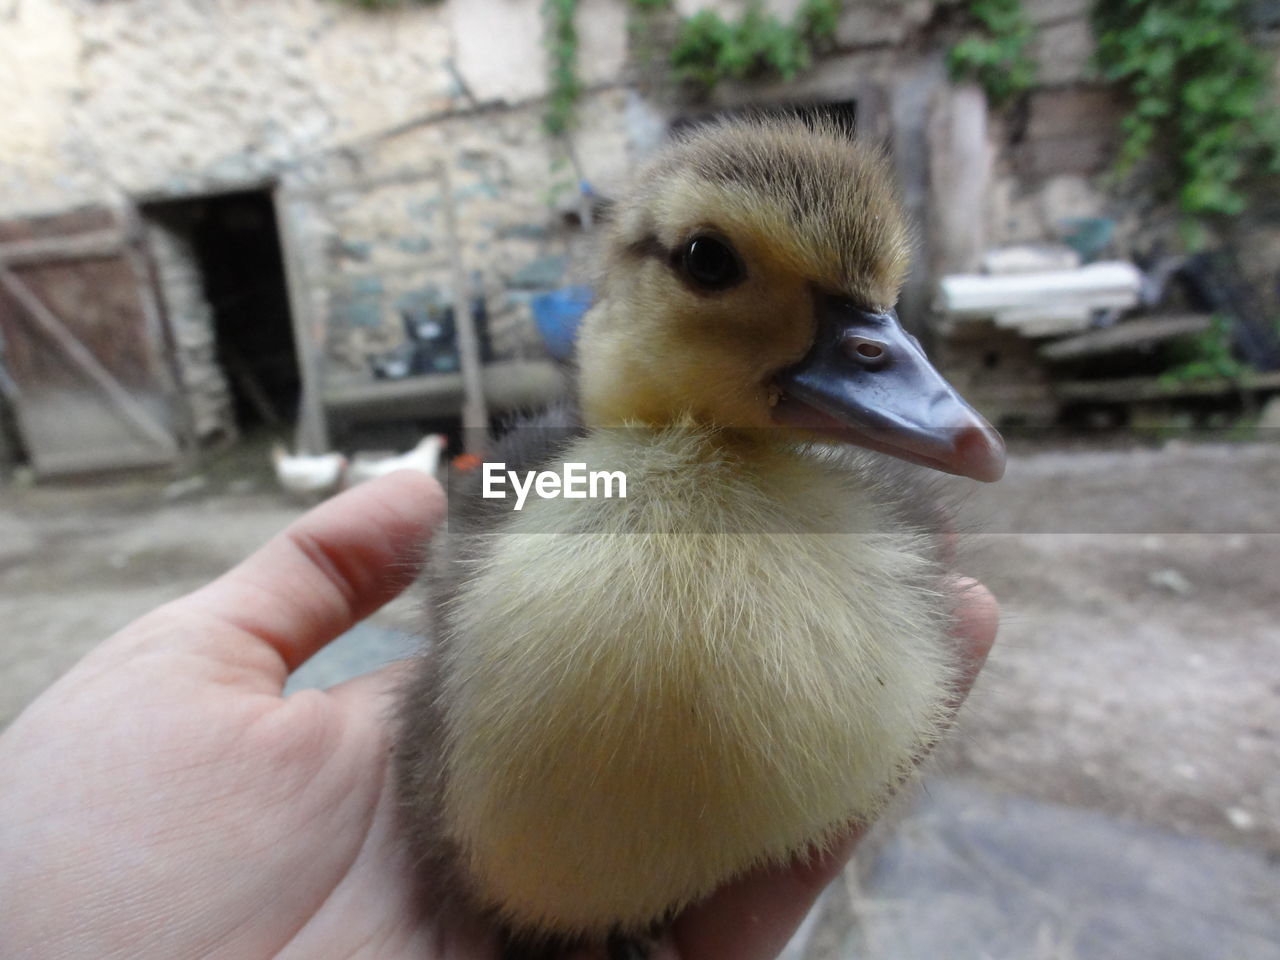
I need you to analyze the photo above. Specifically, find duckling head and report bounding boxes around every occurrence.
[577,116,1005,482]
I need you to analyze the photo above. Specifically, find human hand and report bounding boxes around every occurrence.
[0,471,996,960]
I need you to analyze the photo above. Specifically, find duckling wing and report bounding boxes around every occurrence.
[445,397,585,538]
[392,398,586,931]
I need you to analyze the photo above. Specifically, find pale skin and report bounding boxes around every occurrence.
[0,470,997,960]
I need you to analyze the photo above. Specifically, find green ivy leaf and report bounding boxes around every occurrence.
[1093,0,1279,232]
[947,0,1037,105]
[667,0,839,92]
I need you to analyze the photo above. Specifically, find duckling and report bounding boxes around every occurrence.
[394,117,1005,956]
[270,443,347,499]
[344,433,448,487]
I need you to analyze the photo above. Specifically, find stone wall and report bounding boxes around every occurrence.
[1,1,456,214]
[1,0,1276,433]
[292,87,635,381]
[0,0,640,414]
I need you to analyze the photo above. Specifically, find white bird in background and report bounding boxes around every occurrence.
[270,444,348,499]
[345,433,448,487]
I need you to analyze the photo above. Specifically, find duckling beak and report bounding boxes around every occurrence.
[773,299,1006,482]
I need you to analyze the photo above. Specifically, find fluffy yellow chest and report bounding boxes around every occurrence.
[437,429,952,937]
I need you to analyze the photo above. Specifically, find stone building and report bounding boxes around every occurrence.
[0,0,1275,473]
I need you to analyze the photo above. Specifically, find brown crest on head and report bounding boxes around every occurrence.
[605,116,912,310]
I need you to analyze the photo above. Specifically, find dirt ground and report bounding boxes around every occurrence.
[941,441,1280,861]
[2,437,1278,871]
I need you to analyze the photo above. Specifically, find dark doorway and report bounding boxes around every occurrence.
[144,189,300,434]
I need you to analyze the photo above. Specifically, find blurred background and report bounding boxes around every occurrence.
[1,1,1278,957]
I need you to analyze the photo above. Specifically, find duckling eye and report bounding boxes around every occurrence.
[680,235,745,291]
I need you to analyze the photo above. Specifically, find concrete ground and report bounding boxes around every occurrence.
[2,437,1278,958]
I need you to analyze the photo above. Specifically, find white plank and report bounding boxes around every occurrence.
[937,261,1143,316]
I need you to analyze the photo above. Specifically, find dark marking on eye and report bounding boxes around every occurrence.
[625,234,667,261]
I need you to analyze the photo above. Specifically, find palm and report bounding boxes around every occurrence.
[0,474,466,960]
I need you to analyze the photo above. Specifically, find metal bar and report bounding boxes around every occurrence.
[1039,314,1214,362]
[0,230,126,266]
[273,186,330,453]
[323,360,565,415]
[1054,369,1280,402]
[437,158,489,453]
[26,446,178,477]
[0,265,177,450]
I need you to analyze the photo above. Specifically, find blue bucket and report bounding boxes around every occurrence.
[531,286,592,361]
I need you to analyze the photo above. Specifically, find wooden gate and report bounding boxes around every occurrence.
[0,208,185,476]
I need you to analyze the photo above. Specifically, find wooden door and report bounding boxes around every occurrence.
[0,208,185,476]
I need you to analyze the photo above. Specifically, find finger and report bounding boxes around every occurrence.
[325,657,416,712]
[670,827,863,960]
[949,576,999,694]
[181,470,444,674]
[672,579,999,960]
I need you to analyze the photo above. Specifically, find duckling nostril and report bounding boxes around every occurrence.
[841,335,888,366]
